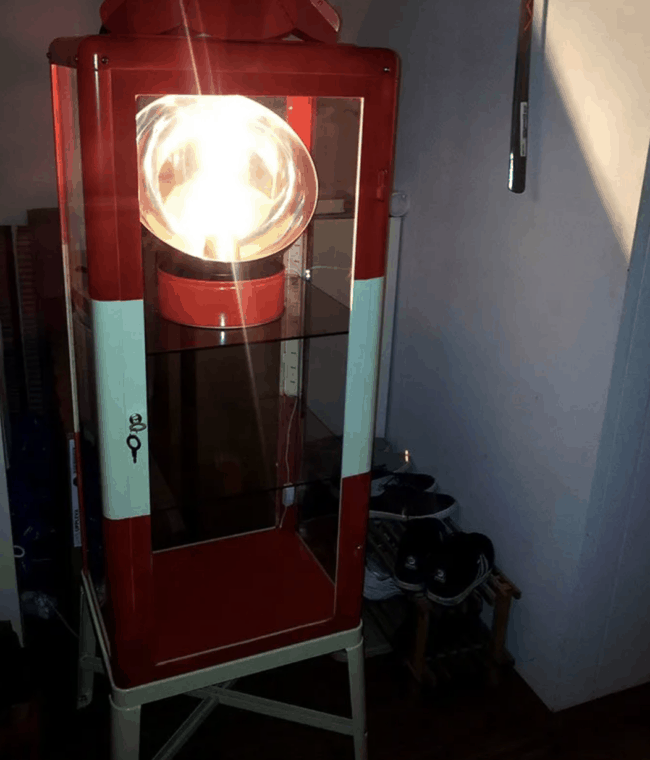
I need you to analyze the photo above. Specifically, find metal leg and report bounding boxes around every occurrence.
[77,584,97,709]
[151,695,220,760]
[89,618,366,759]
[346,636,368,760]
[110,698,141,760]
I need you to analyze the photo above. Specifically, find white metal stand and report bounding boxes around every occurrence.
[78,575,368,760]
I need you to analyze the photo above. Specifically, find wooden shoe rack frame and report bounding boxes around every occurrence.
[365,516,521,687]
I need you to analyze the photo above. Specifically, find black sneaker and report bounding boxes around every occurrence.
[369,488,456,521]
[394,520,446,592]
[370,472,436,498]
[425,532,494,606]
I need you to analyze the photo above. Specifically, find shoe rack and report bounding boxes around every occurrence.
[365,517,522,688]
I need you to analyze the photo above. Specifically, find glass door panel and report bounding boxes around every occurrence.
[138,94,361,601]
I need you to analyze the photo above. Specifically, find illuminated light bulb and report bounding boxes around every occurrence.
[136,95,318,262]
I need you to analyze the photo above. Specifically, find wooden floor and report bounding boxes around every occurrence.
[39,644,650,760]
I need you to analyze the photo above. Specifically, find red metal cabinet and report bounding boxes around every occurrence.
[50,33,398,688]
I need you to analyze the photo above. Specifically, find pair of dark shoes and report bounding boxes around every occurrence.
[394,521,494,606]
[369,471,456,521]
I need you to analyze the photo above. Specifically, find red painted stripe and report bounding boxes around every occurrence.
[102,515,154,683]
[77,64,124,301]
[353,68,399,281]
[335,472,371,622]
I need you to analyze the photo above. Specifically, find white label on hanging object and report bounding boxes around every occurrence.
[68,438,82,548]
[520,102,528,157]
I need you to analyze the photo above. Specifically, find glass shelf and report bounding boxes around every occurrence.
[145,275,350,354]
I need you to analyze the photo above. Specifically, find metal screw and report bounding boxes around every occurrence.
[101,56,109,64]
[383,67,390,72]
[128,413,146,434]
[305,268,312,281]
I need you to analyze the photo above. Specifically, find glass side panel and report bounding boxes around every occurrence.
[55,67,88,310]
[296,333,349,581]
[71,313,104,589]
[309,97,360,309]
[148,343,280,549]
[52,65,104,603]
[139,95,361,615]
[148,333,348,553]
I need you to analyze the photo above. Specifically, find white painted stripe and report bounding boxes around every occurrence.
[341,277,385,478]
[92,299,150,520]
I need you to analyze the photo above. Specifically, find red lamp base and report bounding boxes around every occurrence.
[157,266,285,328]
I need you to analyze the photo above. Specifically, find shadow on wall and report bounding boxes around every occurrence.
[356,0,630,710]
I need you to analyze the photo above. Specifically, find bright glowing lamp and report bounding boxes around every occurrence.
[136,95,318,327]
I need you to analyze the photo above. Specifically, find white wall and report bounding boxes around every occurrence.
[543,3,650,257]
[355,0,649,709]
[559,149,650,706]
[0,1,102,226]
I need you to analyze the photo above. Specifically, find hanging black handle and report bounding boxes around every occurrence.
[508,0,534,194]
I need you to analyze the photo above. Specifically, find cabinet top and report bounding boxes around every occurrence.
[48,35,399,78]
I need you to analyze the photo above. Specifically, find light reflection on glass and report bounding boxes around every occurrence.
[136,94,318,263]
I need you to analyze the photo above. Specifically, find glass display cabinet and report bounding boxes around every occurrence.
[50,5,398,757]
